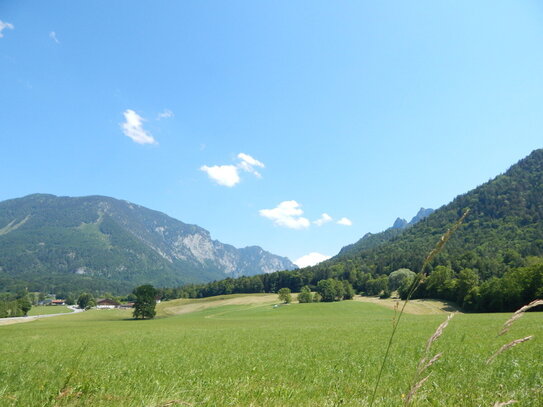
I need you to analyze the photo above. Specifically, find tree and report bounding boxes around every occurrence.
[317,279,344,302]
[17,297,32,316]
[15,289,32,316]
[389,268,416,291]
[456,268,479,306]
[65,293,76,306]
[77,293,96,310]
[365,276,388,296]
[297,286,313,303]
[277,287,292,304]
[426,265,455,299]
[398,275,417,300]
[342,280,355,300]
[133,284,157,319]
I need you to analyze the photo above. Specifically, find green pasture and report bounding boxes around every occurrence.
[0,295,541,406]
[27,305,74,316]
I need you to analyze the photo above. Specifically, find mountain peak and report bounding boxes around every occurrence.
[409,208,434,225]
[392,218,408,229]
[390,208,434,230]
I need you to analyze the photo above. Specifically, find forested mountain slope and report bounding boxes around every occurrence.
[313,148,543,279]
[338,207,434,257]
[0,194,295,293]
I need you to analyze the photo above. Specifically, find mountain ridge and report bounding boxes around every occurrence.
[319,148,543,277]
[338,207,434,257]
[0,193,295,293]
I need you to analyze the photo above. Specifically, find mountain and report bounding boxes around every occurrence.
[391,218,408,229]
[319,148,543,277]
[408,208,434,226]
[0,194,296,293]
[338,207,434,256]
[391,208,435,230]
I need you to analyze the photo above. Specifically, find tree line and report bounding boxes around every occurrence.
[153,260,543,313]
[0,290,32,318]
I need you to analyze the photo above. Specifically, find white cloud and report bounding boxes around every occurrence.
[201,153,264,186]
[0,20,14,38]
[259,200,310,229]
[49,31,60,44]
[157,109,174,120]
[237,152,265,177]
[313,213,333,226]
[294,252,331,268]
[200,165,240,187]
[337,217,353,226]
[121,109,157,145]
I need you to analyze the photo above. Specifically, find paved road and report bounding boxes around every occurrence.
[0,305,84,325]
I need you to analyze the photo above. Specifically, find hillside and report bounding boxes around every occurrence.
[338,207,434,257]
[315,148,543,278]
[0,194,295,293]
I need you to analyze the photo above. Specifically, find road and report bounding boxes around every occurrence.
[0,305,84,326]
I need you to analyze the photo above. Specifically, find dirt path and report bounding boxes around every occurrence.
[0,306,83,326]
[354,296,460,315]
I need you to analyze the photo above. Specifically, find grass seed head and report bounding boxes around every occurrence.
[404,375,430,405]
[500,299,543,336]
[425,313,455,353]
[493,400,517,407]
[419,352,442,374]
[487,336,534,364]
[515,299,543,315]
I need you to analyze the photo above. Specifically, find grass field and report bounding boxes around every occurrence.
[27,305,74,316]
[0,294,541,406]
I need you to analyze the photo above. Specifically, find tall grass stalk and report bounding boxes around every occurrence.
[368,209,469,407]
[404,313,454,405]
[48,342,89,406]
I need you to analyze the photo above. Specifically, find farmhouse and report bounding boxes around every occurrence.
[119,302,135,309]
[51,299,66,306]
[96,299,121,309]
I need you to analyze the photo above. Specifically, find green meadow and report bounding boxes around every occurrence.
[1,295,541,406]
[27,306,74,316]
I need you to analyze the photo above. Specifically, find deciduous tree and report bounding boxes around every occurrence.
[277,287,292,304]
[297,286,313,303]
[133,284,157,319]
[77,293,96,310]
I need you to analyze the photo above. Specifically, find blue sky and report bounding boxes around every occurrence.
[1,1,543,266]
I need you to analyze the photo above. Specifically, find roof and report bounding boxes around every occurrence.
[96,298,121,306]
